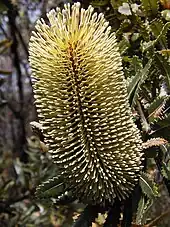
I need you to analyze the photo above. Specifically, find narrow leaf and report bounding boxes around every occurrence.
[118,36,130,55]
[128,59,152,106]
[155,53,170,89]
[141,0,159,16]
[36,176,65,199]
[142,22,170,52]
[136,195,145,225]
[139,172,158,199]
[161,162,170,179]
[147,96,168,123]
[142,198,154,224]
[143,138,168,149]
[150,19,167,49]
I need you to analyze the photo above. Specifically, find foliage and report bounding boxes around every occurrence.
[1,0,170,226]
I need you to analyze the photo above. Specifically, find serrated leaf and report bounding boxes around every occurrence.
[126,56,142,83]
[143,137,168,149]
[118,36,130,55]
[36,176,65,199]
[148,96,166,116]
[147,96,167,123]
[141,0,159,16]
[155,53,170,89]
[116,19,131,37]
[151,113,170,141]
[142,22,170,52]
[161,161,170,179]
[133,55,143,69]
[136,195,145,225]
[127,59,152,106]
[142,198,154,224]
[150,19,167,49]
[156,112,170,127]
[139,172,158,199]
[160,143,170,163]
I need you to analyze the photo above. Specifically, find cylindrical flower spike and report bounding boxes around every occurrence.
[29,2,143,205]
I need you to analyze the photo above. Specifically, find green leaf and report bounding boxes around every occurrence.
[142,198,154,224]
[118,36,130,55]
[137,173,159,225]
[127,58,152,106]
[155,53,170,89]
[36,176,65,199]
[139,172,158,199]
[141,0,159,16]
[136,195,145,225]
[116,19,131,37]
[142,22,170,52]
[157,112,170,127]
[150,19,168,49]
[147,96,167,123]
[161,161,170,179]
[151,113,170,141]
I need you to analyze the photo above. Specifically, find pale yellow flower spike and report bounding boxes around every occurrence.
[29,2,143,205]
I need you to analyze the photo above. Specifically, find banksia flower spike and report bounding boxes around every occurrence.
[29,2,143,205]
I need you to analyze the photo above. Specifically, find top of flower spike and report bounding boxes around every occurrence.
[30,2,112,50]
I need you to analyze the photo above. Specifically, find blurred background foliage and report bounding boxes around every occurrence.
[1,0,170,226]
